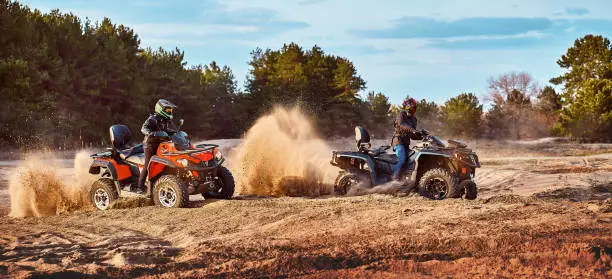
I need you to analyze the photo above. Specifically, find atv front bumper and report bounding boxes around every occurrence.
[186,158,225,172]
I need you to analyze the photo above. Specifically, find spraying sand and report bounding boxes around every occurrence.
[8,151,96,217]
[230,106,340,197]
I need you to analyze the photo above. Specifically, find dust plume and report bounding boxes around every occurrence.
[230,106,339,197]
[8,151,96,217]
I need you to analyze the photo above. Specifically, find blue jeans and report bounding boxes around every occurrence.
[392,144,407,180]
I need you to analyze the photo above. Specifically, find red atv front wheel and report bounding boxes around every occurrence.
[202,166,235,199]
[153,175,189,208]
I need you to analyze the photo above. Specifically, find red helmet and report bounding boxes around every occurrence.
[402,97,418,114]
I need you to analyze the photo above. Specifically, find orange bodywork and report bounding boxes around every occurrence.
[92,138,220,183]
[147,142,218,179]
[115,164,132,181]
[192,150,214,162]
[96,157,132,181]
[148,161,166,179]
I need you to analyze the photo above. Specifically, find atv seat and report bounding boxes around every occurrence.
[373,148,415,165]
[375,153,399,164]
[368,148,384,157]
[110,125,144,161]
[119,144,143,160]
[368,145,391,157]
[124,152,145,166]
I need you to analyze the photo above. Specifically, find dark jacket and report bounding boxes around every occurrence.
[141,114,176,145]
[392,111,422,148]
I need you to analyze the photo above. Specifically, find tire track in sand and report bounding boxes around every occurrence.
[476,153,612,198]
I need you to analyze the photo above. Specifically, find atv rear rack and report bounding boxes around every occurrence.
[90,149,112,158]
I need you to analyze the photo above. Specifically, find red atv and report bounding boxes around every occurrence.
[88,121,234,210]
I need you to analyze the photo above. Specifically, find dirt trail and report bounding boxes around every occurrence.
[1,137,611,277]
[0,195,610,278]
[476,153,612,198]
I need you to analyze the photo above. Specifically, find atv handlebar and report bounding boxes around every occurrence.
[418,129,431,141]
[150,129,183,140]
[151,131,170,138]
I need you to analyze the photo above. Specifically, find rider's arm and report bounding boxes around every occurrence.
[396,112,417,135]
[164,119,178,132]
[141,116,159,136]
[409,117,423,140]
[411,132,424,140]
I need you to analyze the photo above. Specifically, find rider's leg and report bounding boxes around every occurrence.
[137,143,155,192]
[392,144,406,181]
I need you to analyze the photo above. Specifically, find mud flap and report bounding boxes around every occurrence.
[399,170,417,193]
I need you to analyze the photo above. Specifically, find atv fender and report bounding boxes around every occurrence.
[413,151,452,161]
[89,159,123,192]
[89,159,116,176]
[332,151,377,183]
[91,159,132,181]
[411,152,453,182]
[148,156,178,181]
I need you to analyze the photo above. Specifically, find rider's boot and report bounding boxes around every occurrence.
[131,182,145,195]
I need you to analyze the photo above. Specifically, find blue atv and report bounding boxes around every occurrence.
[330,126,480,200]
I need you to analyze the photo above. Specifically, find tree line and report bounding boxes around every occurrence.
[413,34,612,142]
[1,0,611,151]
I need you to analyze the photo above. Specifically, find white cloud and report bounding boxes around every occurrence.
[132,23,260,38]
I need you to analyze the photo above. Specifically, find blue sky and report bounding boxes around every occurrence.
[19,0,612,106]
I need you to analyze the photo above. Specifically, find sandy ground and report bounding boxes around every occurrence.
[0,139,611,278]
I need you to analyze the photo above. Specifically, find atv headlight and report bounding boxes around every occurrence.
[215,150,223,160]
[177,158,189,167]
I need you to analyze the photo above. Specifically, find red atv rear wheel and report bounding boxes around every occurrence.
[90,178,118,210]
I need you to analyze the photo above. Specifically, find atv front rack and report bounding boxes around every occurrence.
[194,143,219,149]
[160,144,219,156]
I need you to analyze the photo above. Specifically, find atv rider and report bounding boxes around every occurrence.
[136,99,178,193]
[391,97,423,181]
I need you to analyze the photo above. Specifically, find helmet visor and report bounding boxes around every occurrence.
[164,107,173,114]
